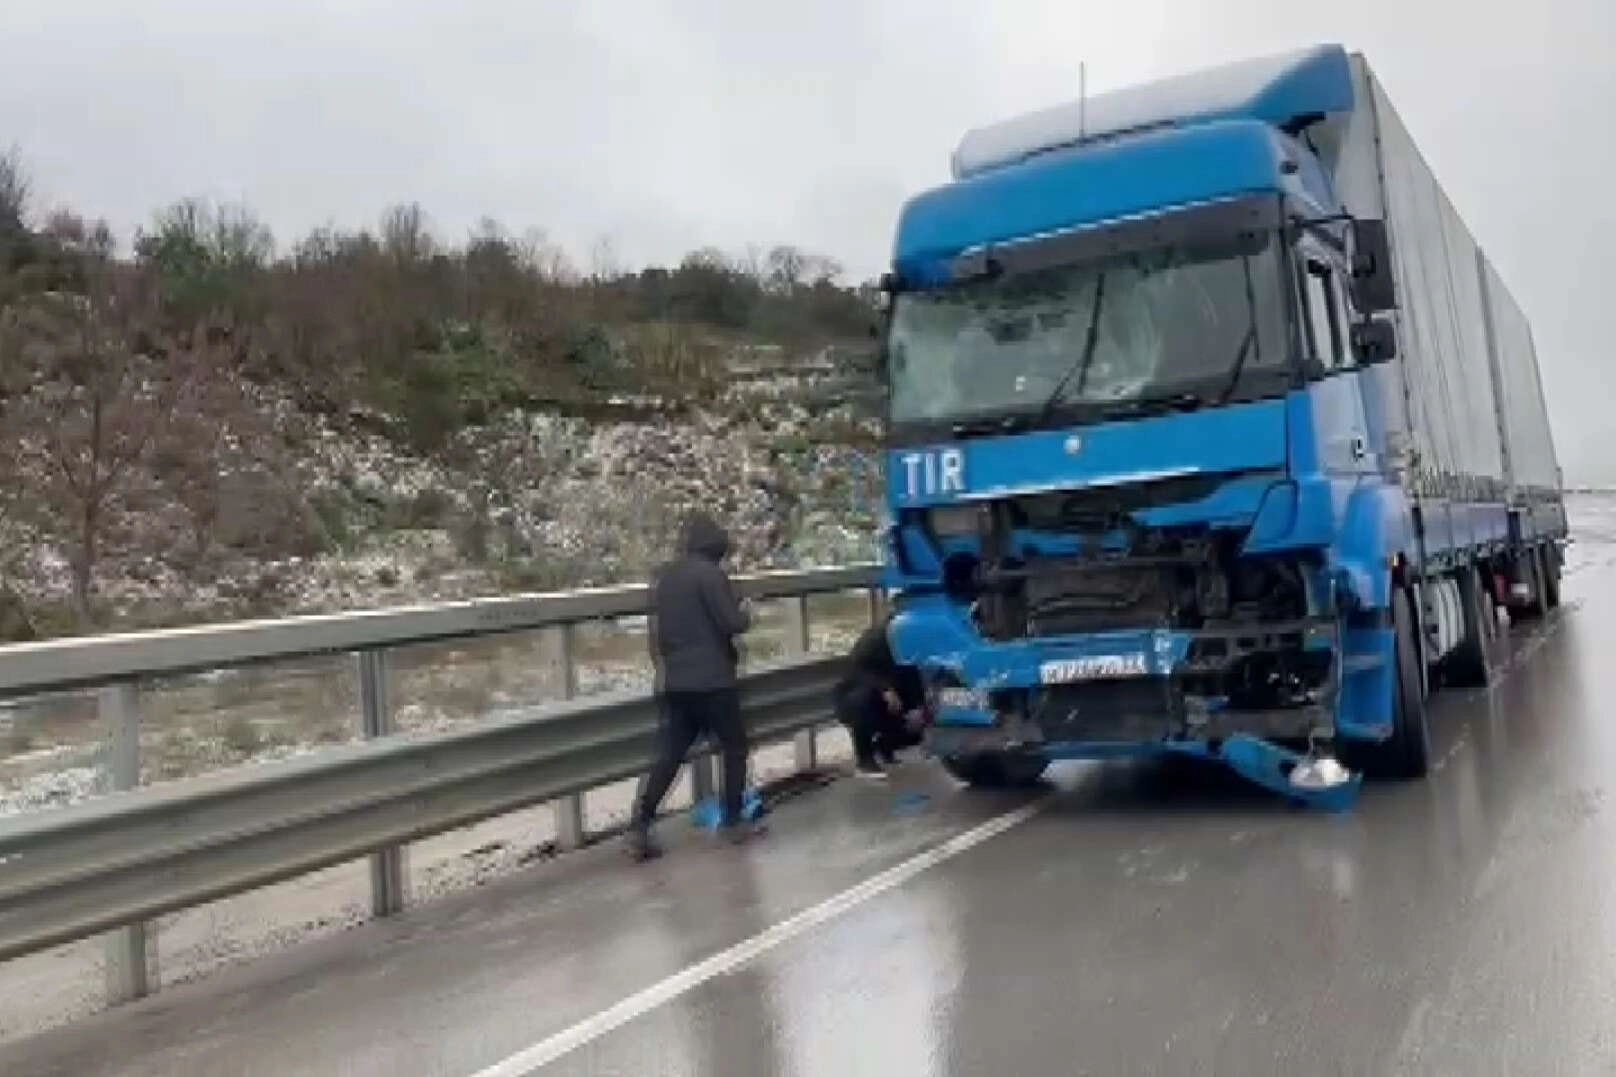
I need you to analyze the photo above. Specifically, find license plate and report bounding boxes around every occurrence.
[1039,654,1148,684]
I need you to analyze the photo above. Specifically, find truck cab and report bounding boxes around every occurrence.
[878,45,1426,798]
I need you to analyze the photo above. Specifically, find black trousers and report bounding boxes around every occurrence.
[836,683,920,765]
[636,687,748,827]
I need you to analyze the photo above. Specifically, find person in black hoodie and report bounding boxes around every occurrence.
[628,511,760,861]
[836,615,929,779]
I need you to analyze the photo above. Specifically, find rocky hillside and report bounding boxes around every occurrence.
[1,361,884,636]
[0,164,886,639]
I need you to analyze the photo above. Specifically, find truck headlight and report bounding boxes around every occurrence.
[929,504,984,538]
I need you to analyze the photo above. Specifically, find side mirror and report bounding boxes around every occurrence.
[1349,219,1396,313]
[871,283,897,381]
[1351,318,1398,364]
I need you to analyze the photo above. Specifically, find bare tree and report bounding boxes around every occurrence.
[515,227,575,284]
[765,244,807,294]
[588,234,621,282]
[6,234,173,628]
[766,244,842,293]
[804,253,844,286]
[0,145,29,236]
[136,197,272,327]
[211,202,275,269]
[736,244,766,284]
[153,349,305,569]
[682,246,730,272]
[380,203,434,266]
[41,209,115,260]
[0,359,29,637]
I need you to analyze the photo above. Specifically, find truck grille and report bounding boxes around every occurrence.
[1022,562,1175,636]
[1032,679,1176,742]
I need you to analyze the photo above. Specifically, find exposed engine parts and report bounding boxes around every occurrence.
[933,487,1316,642]
[924,485,1334,723]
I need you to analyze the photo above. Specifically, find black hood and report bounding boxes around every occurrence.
[680,511,730,563]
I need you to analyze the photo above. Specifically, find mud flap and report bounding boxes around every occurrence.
[1216,734,1362,812]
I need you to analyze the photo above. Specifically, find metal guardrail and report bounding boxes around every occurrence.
[0,564,879,699]
[0,657,841,966]
[0,562,882,1006]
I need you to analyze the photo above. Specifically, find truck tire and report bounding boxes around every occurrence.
[1542,546,1562,610]
[941,752,1049,789]
[1443,567,1493,688]
[1349,588,1430,780]
[1385,588,1432,778]
[1513,550,1546,623]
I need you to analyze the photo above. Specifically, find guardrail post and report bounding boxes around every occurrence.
[357,649,407,917]
[544,624,586,850]
[99,681,156,1004]
[688,749,717,803]
[868,586,884,625]
[786,595,817,771]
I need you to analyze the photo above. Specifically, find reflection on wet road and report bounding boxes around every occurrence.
[4,531,1616,1076]
[555,579,1615,1077]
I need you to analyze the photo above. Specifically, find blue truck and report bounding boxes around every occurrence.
[876,44,1565,804]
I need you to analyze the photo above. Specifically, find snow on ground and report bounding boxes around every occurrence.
[2,364,883,633]
[0,765,102,817]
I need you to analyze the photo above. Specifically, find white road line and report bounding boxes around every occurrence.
[467,800,1044,1076]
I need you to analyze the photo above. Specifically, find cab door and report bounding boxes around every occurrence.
[1297,249,1379,479]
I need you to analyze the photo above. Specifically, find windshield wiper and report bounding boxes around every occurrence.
[1098,392,1206,419]
[1217,255,1259,405]
[1215,326,1257,405]
[1033,272,1107,428]
[950,414,1029,439]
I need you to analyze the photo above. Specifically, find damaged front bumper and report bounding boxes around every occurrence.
[918,617,1361,808]
[924,616,1341,759]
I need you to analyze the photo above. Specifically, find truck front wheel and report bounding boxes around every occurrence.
[1345,587,1430,780]
[941,752,1050,789]
[1380,588,1432,779]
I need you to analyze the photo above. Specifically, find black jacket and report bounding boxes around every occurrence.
[649,513,752,692]
[836,622,924,714]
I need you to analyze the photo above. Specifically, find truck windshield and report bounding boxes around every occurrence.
[886,233,1289,433]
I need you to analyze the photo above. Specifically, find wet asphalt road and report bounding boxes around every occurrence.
[3,552,1615,1076]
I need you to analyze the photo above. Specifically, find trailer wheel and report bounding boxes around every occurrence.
[1443,567,1493,688]
[941,752,1049,789]
[1513,550,1546,623]
[1541,546,1562,610]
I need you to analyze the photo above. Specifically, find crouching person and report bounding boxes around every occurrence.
[834,615,929,780]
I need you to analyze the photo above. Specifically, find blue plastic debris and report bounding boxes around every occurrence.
[688,789,765,830]
[892,792,932,815]
[1217,734,1362,812]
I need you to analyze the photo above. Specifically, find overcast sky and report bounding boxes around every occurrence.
[4,1,1612,481]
